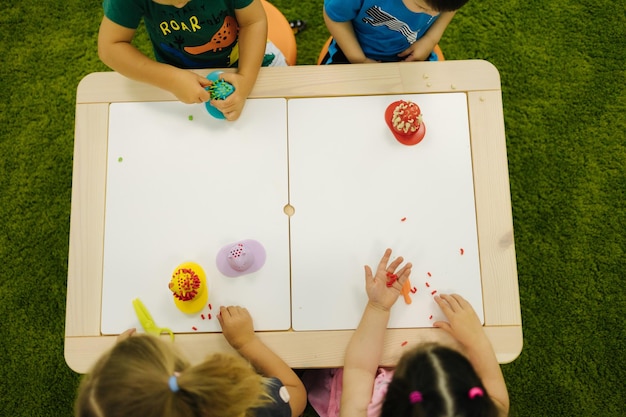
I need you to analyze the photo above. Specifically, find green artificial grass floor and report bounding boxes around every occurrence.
[1,0,625,416]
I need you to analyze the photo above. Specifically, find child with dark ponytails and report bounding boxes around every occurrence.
[305,248,509,417]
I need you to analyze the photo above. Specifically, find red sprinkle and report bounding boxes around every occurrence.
[425,282,430,287]
[208,304,212,310]
[208,314,212,320]
[410,287,417,294]
[201,314,205,320]
[427,272,432,277]
[429,315,433,320]
[192,326,198,331]
[401,341,408,347]
[431,290,437,295]
[401,217,407,222]
[460,248,464,255]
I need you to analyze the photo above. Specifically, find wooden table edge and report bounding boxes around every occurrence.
[65,324,522,373]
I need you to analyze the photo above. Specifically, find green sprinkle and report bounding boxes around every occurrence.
[188,115,193,121]
[118,157,123,163]
[209,79,235,100]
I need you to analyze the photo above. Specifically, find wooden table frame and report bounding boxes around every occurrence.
[65,60,522,373]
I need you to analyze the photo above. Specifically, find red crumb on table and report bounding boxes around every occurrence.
[429,315,433,320]
[460,248,465,255]
[201,314,205,320]
[208,304,212,310]
[427,272,432,277]
[431,290,437,295]
[401,217,407,222]
[410,287,417,294]
[425,282,430,287]
[208,314,212,320]
[192,326,198,331]
[401,341,408,347]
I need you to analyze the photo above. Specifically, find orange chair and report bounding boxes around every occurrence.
[317,37,444,65]
[261,0,297,66]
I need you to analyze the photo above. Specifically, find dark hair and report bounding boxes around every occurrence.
[380,344,499,417]
[425,0,470,12]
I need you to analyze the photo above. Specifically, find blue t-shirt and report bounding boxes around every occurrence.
[103,0,253,68]
[324,0,440,62]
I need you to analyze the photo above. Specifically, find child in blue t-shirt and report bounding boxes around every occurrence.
[98,0,286,120]
[322,0,469,64]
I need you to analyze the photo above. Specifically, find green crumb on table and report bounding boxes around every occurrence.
[188,115,193,121]
[118,157,123,162]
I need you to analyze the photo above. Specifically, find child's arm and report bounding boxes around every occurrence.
[323,9,378,63]
[211,0,267,120]
[340,249,412,417]
[97,17,212,104]
[397,11,456,61]
[218,306,307,417]
[434,294,510,416]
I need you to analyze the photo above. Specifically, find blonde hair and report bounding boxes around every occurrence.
[75,335,271,417]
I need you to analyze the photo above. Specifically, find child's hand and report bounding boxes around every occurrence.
[209,72,253,121]
[169,69,212,104]
[364,248,412,311]
[433,294,487,347]
[218,305,257,350]
[397,38,434,62]
[116,328,136,342]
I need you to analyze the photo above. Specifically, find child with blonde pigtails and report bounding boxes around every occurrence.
[75,305,306,417]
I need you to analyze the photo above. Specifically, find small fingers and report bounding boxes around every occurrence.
[441,294,464,312]
[433,320,451,332]
[376,248,393,272]
[387,255,405,272]
[449,293,471,310]
[211,99,241,121]
[393,263,412,289]
[396,262,412,279]
[364,265,374,281]
[220,305,242,320]
[434,295,454,316]
[117,328,137,342]
[224,111,241,121]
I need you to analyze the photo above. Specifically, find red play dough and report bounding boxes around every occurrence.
[385,100,426,146]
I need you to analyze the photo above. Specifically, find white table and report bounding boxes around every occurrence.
[65,61,522,373]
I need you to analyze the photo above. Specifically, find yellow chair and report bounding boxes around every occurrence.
[317,37,444,65]
[261,0,297,66]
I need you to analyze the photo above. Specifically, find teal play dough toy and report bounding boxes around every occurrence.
[205,71,235,119]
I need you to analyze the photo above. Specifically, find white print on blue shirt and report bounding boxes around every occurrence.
[362,6,423,44]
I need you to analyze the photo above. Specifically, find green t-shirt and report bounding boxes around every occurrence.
[103,0,253,68]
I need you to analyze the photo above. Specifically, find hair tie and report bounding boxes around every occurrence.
[468,387,484,399]
[168,374,180,393]
[409,390,423,404]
